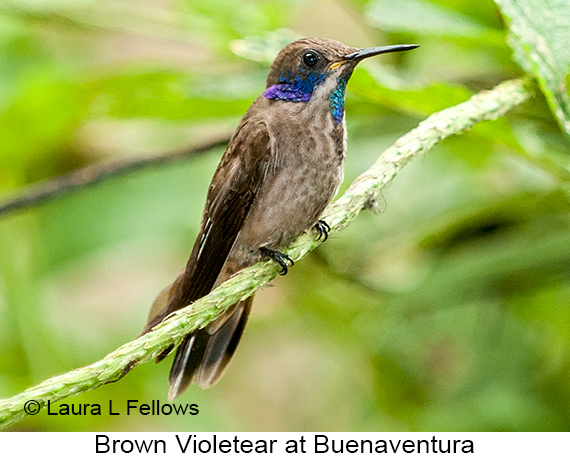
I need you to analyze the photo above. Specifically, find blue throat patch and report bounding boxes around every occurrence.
[264,71,348,124]
[329,77,348,124]
[264,72,325,102]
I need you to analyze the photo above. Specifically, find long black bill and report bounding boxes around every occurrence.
[345,44,419,61]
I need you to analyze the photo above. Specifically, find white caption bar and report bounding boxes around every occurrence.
[0,432,565,456]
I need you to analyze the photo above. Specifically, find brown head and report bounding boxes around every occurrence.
[263,37,418,122]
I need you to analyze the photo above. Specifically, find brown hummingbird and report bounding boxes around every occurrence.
[142,37,418,400]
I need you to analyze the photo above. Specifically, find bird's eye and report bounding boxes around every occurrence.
[302,51,319,67]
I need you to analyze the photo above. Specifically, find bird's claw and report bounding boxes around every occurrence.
[314,219,331,242]
[260,247,294,275]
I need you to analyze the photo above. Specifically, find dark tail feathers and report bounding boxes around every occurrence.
[167,297,253,400]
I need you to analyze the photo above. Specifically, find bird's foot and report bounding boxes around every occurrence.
[260,247,294,275]
[314,219,331,241]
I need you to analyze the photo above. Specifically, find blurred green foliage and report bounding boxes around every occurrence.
[0,0,570,432]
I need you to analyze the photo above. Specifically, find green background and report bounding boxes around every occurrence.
[1,0,570,431]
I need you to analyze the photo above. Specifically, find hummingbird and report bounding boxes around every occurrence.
[142,37,418,400]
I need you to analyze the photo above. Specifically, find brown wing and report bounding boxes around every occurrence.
[143,116,272,331]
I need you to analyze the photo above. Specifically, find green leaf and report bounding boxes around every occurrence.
[366,0,505,46]
[92,72,254,121]
[348,66,473,117]
[495,0,570,135]
[230,29,298,63]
